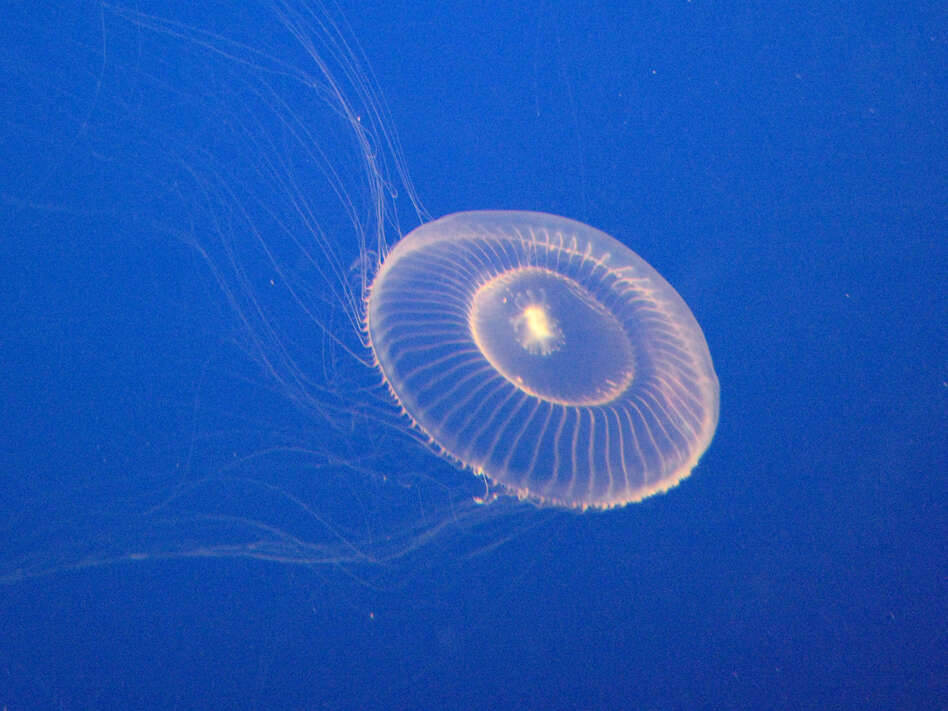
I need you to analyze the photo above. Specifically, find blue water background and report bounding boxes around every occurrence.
[1,1,944,709]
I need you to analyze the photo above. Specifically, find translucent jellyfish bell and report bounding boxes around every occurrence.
[367,211,719,509]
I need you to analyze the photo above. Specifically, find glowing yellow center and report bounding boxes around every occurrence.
[513,303,563,356]
[524,306,553,339]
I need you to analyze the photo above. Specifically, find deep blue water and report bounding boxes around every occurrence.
[1,1,944,709]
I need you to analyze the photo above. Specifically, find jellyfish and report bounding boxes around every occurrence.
[369,211,719,509]
[1,3,719,583]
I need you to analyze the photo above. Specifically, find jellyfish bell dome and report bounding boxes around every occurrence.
[367,211,719,510]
